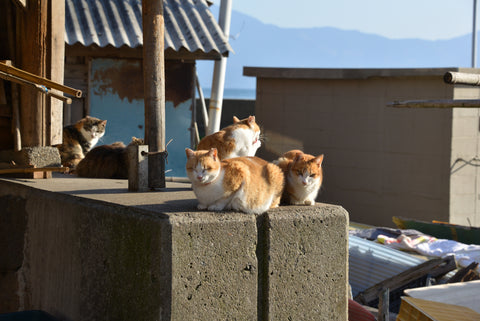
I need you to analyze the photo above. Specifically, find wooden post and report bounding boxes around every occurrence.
[47,0,65,146]
[142,0,166,188]
[19,0,48,147]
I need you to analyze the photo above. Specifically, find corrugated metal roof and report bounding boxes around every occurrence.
[65,0,231,56]
[349,235,425,297]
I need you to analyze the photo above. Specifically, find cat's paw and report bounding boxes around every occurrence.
[304,199,315,206]
[197,204,207,210]
[208,204,225,211]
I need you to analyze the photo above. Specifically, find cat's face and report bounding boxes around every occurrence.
[185,148,221,184]
[78,116,107,141]
[289,154,324,187]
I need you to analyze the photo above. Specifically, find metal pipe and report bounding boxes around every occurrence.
[473,0,478,68]
[206,0,232,135]
[195,72,208,128]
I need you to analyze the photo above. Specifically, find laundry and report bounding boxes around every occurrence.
[377,234,480,271]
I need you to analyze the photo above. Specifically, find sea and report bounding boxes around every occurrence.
[200,88,256,100]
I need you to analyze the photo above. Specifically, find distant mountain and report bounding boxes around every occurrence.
[196,7,473,90]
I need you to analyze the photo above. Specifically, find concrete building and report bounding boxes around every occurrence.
[245,67,480,228]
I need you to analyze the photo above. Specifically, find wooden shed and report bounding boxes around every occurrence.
[0,0,231,177]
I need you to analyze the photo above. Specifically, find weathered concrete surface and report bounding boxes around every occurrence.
[0,147,61,168]
[0,175,348,320]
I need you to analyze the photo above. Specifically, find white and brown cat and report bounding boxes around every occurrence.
[275,150,324,205]
[185,148,284,214]
[197,116,261,160]
[56,116,107,169]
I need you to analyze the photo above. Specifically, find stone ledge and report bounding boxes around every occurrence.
[0,178,348,320]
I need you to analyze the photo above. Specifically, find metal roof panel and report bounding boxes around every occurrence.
[65,0,231,56]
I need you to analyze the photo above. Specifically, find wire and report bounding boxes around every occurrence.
[450,157,480,174]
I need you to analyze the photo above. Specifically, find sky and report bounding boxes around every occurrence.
[218,0,477,40]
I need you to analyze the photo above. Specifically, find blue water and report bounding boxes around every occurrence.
[199,88,256,100]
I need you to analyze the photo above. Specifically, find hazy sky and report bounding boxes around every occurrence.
[221,0,476,40]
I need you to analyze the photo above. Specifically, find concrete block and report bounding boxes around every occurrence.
[261,204,349,320]
[170,213,258,320]
[0,178,349,320]
[0,147,61,168]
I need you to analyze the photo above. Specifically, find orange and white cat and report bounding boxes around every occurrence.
[197,116,261,160]
[275,150,324,205]
[185,148,284,214]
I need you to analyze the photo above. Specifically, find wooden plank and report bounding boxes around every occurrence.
[354,256,456,305]
[387,99,480,108]
[0,166,67,175]
[19,0,48,147]
[47,0,65,145]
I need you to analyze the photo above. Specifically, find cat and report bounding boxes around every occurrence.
[197,115,261,160]
[275,150,324,205]
[185,147,284,214]
[75,137,144,179]
[56,116,107,169]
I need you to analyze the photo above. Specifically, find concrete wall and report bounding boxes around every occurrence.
[244,67,480,227]
[0,177,348,320]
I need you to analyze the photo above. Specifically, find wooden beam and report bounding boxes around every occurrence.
[0,62,81,98]
[47,0,65,145]
[19,0,48,147]
[387,99,480,108]
[142,0,166,189]
[354,256,456,305]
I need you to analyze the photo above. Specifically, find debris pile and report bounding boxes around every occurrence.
[348,217,480,321]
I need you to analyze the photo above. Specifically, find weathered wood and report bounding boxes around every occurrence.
[0,71,72,104]
[444,71,480,86]
[377,288,389,321]
[19,0,48,147]
[388,99,480,108]
[128,145,149,192]
[47,0,65,145]
[446,262,479,283]
[0,62,81,98]
[354,256,456,305]
[142,0,166,189]
[0,166,67,175]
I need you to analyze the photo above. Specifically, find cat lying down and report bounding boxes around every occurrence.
[275,150,324,206]
[185,148,284,214]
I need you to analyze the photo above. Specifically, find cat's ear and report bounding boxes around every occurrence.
[233,116,240,123]
[293,152,304,163]
[315,154,324,166]
[101,120,107,126]
[185,148,195,158]
[247,115,256,126]
[208,148,218,161]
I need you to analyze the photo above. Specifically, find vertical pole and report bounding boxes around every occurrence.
[47,0,65,145]
[142,0,166,188]
[206,0,232,135]
[20,0,48,147]
[473,0,478,68]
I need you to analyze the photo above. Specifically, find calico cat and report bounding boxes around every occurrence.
[75,137,144,179]
[275,150,324,205]
[56,116,107,168]
[185,148,284,214]
[197,115,261,160]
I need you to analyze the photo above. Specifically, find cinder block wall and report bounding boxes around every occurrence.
[0,178,349,320]
[244,67,480,227]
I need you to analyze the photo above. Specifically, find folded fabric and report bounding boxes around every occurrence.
[377,234,480,271]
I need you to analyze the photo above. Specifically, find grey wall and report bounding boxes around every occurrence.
[246,67,480,227]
